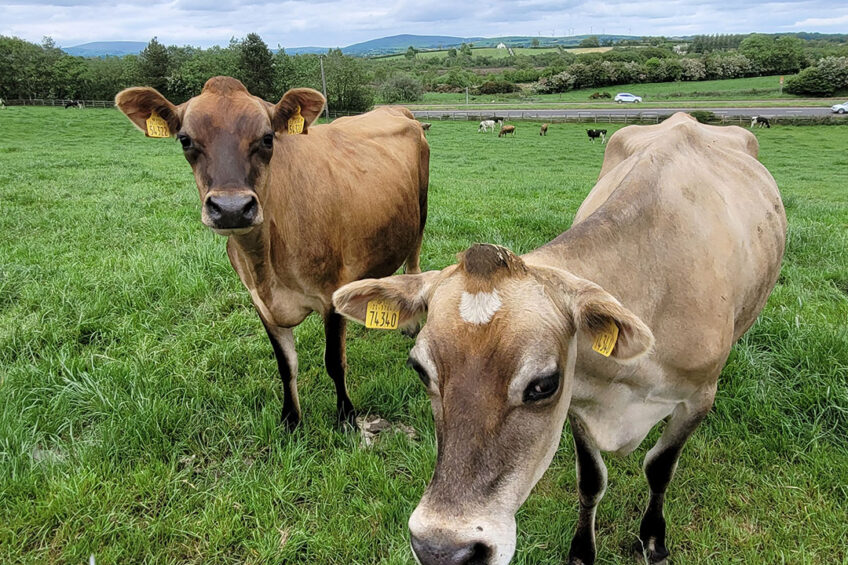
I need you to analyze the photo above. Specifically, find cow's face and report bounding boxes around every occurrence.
[115,77,325,236]
[333,244,654,565]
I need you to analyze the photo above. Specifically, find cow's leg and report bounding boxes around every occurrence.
[639,398,712,564]
[262,323,301,430]
[568,417,608,565]
[324,309,356,425]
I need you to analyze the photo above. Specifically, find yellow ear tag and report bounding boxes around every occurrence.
[287,105,305,135]
[592,320,619,357]
[145,110,171,138]
[365,300,400,330]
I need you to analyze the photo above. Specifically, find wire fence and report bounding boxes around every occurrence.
[4,100,843,126]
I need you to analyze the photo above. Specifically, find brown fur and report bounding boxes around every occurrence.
[116,76,430,426]
[499,125,516,137]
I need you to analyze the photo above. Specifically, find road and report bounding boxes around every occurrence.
[411,106,841,120]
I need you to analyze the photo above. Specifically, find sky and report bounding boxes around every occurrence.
[1,0,845,48]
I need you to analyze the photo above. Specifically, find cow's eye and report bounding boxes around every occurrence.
[261,133,274,149]
[177,134,192,149]
[407,356,430,388]
[523,371,560,403]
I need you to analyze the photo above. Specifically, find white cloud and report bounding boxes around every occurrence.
[0,0,843,48]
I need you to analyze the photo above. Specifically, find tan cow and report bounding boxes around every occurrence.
[116,76,429,428]
[539,123,548,136]
[498,124,516,137]
[333,113,786,564]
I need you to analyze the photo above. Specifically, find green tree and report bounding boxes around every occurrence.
[405,46,418,60]
[378,74,423,103]
[322,48,373,112]
[235,33,274,99]
[531,38,540,48]
[138,37,171,95]
[579,36,600,48]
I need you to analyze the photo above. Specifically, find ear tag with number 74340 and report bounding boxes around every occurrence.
[592,320,619,357]
[365,300,400,330]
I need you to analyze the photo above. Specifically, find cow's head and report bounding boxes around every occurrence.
[333,244,654,565]
[115,76,325,235]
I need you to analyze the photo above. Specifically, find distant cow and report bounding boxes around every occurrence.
[420,122,432,131]
[333,112,786,565]
[587,128,607,143]
[499,125,516,137]
[751,116,770,128]
[116,77,429,429]
[64,99,83,109]
[540,123,548,136]
[478,120,497,133]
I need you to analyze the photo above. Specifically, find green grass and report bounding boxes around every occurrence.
[416,75,827,107]
[1,107,847,564]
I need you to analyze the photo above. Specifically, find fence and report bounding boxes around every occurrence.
[3,98,114,108]
[5,100,844,126]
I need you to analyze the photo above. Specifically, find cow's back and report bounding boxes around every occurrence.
[537,113,786,374]
[265,106,429,292]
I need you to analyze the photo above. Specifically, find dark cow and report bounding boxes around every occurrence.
[586,129,607,144]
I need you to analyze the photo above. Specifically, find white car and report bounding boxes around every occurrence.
[615,92,642,103]
[831,101,848,114]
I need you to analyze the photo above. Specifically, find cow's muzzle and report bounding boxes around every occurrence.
[410,533,493,565]
[202,190,263,234]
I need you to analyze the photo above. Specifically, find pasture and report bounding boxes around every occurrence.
[417,76,819,106]
[1,107,846,564]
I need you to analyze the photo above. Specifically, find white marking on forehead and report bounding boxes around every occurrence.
[459,290,502,325]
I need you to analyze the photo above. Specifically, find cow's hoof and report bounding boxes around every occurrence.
[633,539,669,565]
[281,409,301,431]
[337,405,358,429]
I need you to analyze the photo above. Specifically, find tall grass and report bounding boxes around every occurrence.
[0,107,846,563]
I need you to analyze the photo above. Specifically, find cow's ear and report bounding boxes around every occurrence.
[272,88,326,135]
[535,267,654,362]
[333,271,441,331]
[115,87,182,137]
[573,285,654,362]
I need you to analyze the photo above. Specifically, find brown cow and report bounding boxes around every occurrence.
[333,113,786,564]
[498,125,516,137]
[421,122,432,131]
[115,76,429,428]
[539,123,548,136]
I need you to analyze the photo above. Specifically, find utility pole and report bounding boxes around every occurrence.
[465,86,469,105]
[319,55,330,122]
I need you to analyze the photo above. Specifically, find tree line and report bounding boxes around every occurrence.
[1,32,846,107]
[0,34,374,111]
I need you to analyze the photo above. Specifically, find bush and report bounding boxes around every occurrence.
[475,80,520,95]
[378,74,424,103]
[785,66,836,96]
[688,110,717,123]
[589,91,611,99]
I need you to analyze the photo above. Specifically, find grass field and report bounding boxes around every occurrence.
[378,46,611,60]
[418,76,812,106]
[1,107,847,564]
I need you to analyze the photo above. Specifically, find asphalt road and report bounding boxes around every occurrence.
[412,106,842,120]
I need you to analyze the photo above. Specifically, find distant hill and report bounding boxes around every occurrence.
[341,34,483,56]
[63,41,147,57]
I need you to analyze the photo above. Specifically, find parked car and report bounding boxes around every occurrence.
[831,101,848,114]
[615,92,643,103]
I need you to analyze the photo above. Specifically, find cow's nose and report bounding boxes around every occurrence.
[410,533,492,565]
[205,193,258,228]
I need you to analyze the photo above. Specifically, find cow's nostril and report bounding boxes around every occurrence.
[241,196,258,221]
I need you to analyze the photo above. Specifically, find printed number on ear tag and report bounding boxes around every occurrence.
[146,111,170,138]
[365,300,400,330]
[287,105,305,135]
[592,321,619,357]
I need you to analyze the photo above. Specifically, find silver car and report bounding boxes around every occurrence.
[831,101,848,114]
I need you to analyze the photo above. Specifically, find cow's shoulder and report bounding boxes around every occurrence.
[599,112,759,180]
